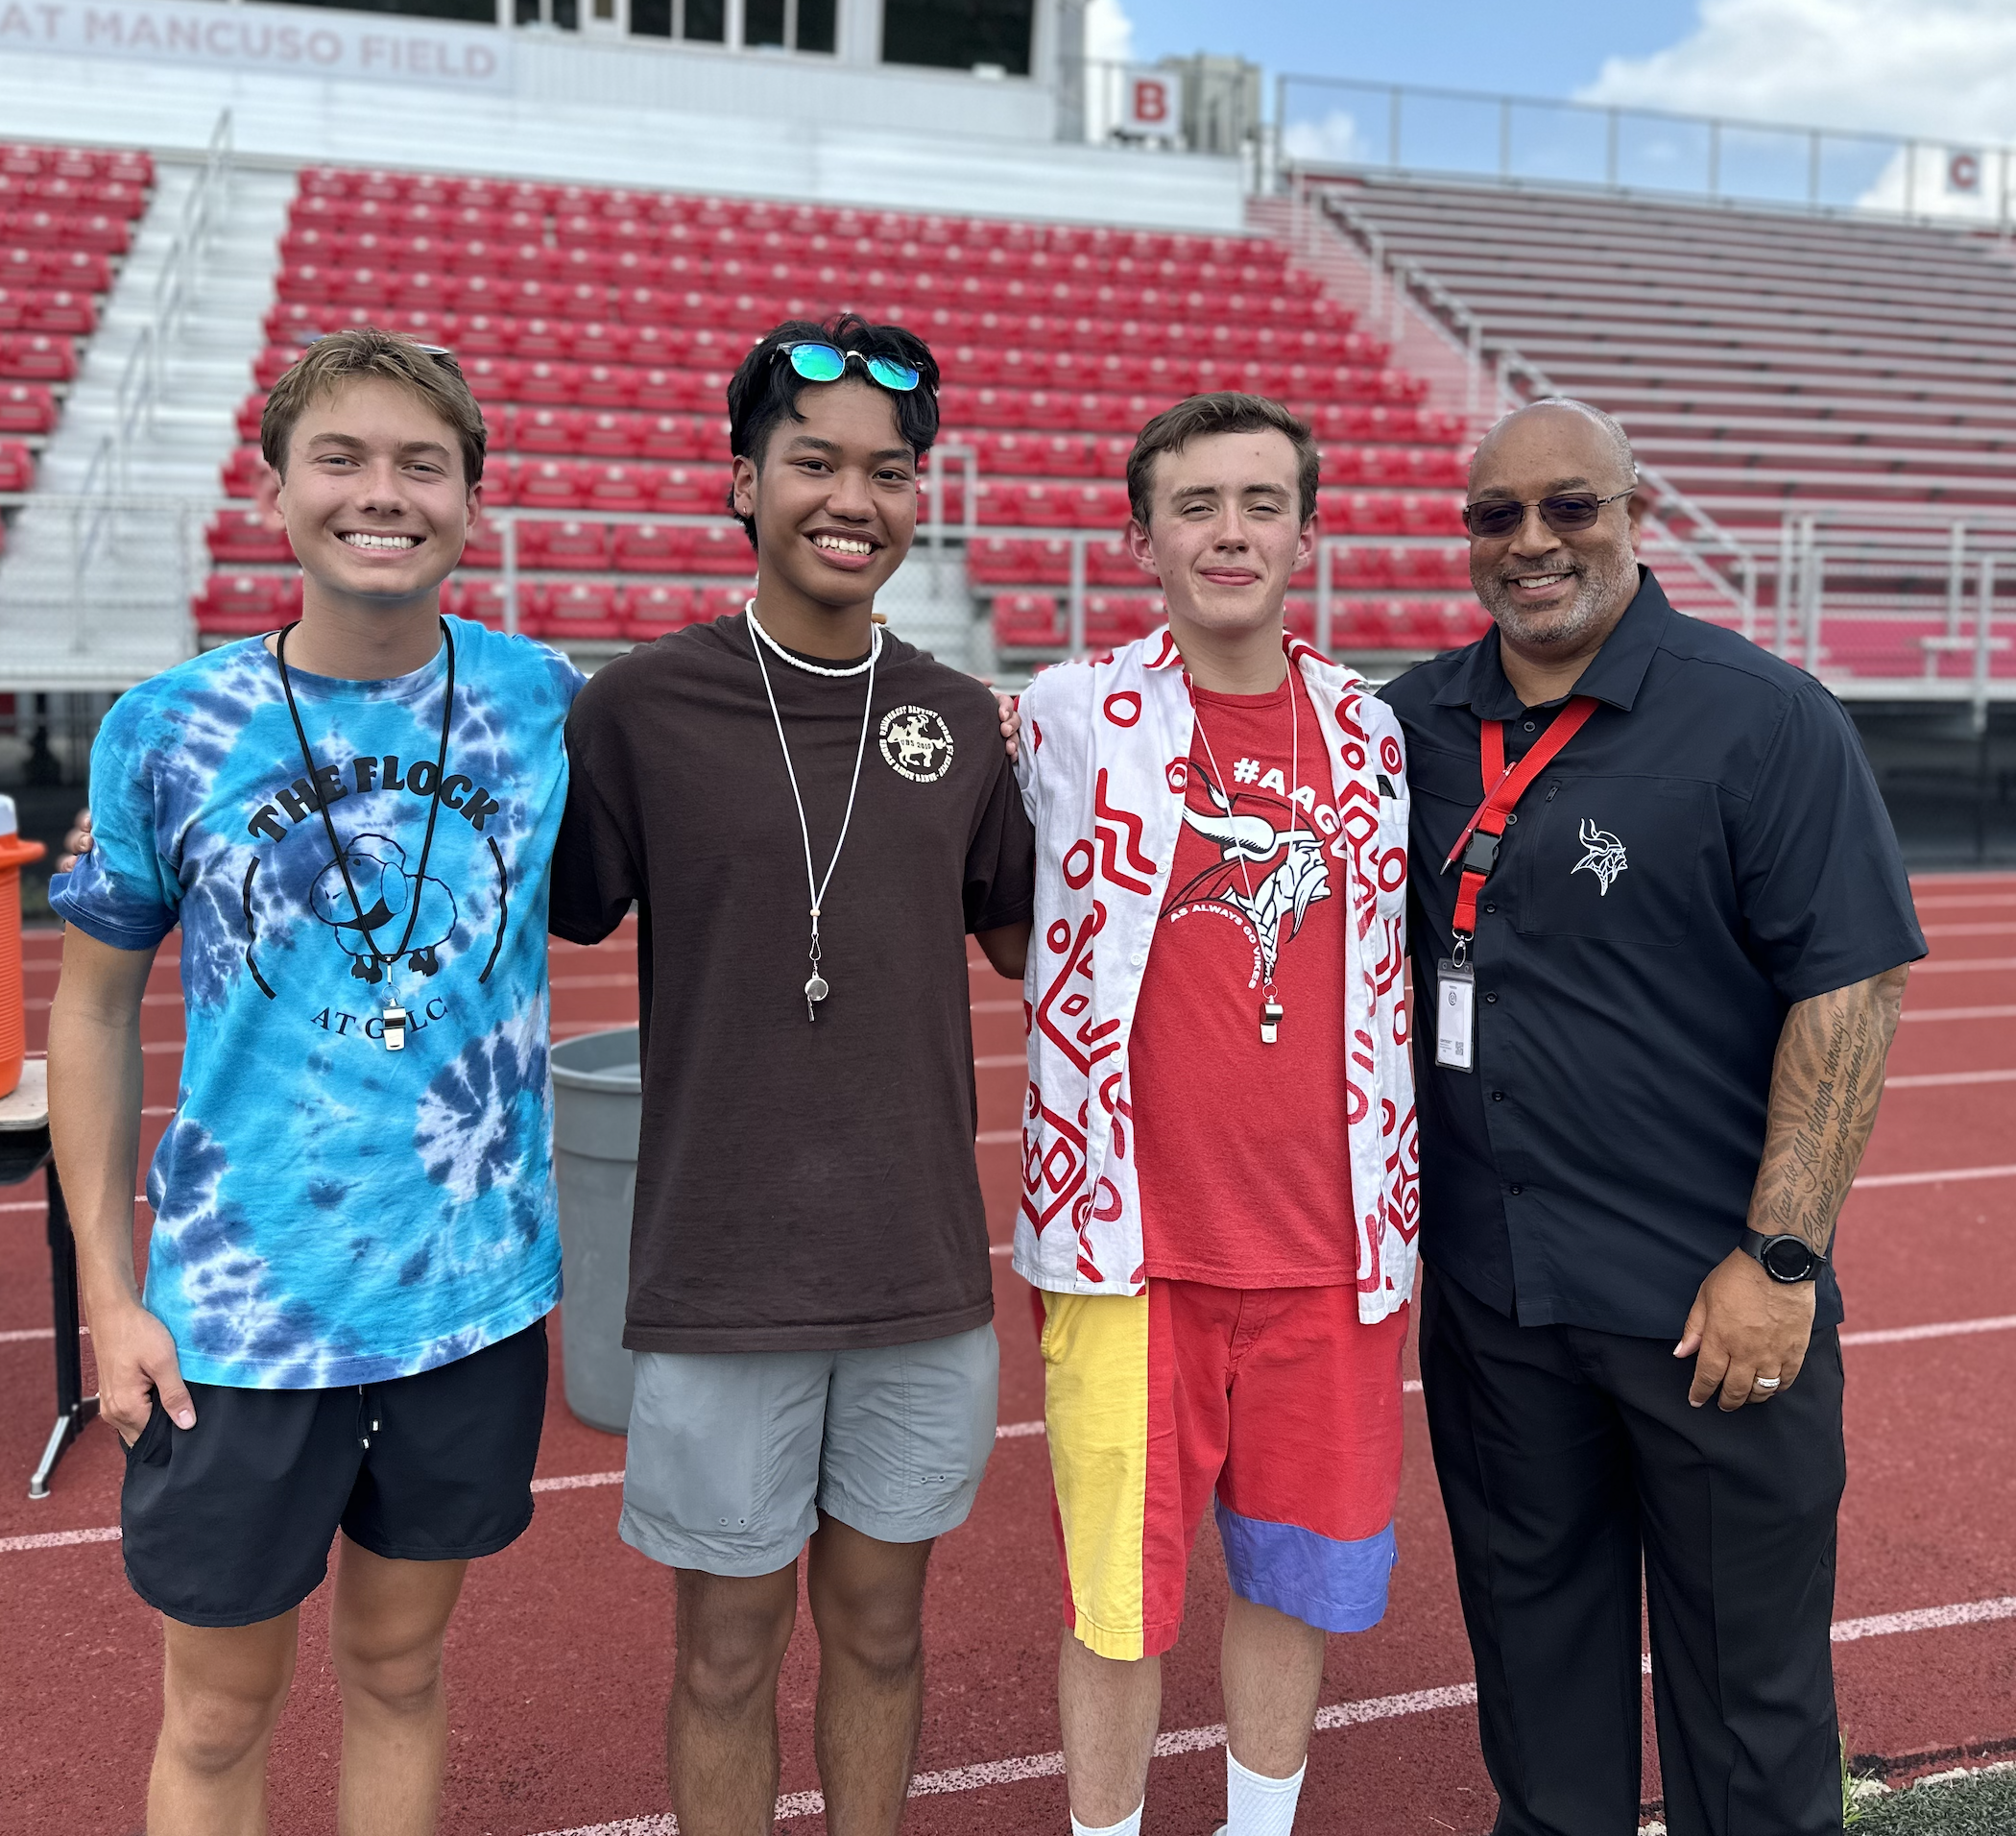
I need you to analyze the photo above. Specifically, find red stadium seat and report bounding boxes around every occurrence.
[697,583,753,621]
[686,524,751,575]
[514,407,587,455]
[517,361,584,405]
[612,521,695,570]
[522,519,612,568]
[536,580,624,640]
[446,577,515,630]
[512,316,574,360]
[0,383,54,436]
[1084,593,1160,647]
[968,537,1032,585]
[193,573,283,636]
[575,364,639,410]
[0,440,34,493]
[585,463,653,515]
[640,413,708,462]
[204,509,290,565]
[581,412,644,460]
[992,592,1061,648]
[620,582,698,640]
[222,446,273,499]
[1087,537,1139,587]
[516,460,587,511]
[651,466,727,516]
[0,333,76,383]
[460,520,506,569]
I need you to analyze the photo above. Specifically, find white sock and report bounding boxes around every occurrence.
[1070,1802,1143,1836]
[1226,1749,1307,1836]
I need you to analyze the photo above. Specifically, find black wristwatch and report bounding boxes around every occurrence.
[1740,1229,1826,1284]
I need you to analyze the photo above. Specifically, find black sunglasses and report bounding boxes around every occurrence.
[1461,486,1637,540]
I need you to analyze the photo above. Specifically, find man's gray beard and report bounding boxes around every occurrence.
[1476,545,1639,652]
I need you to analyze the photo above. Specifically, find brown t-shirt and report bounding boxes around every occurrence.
[550,613,1034,1353]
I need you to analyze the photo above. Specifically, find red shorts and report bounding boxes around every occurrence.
[1038,1279,1407,1660]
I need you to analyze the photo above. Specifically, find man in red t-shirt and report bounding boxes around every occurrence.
[1008,394,1416,1836]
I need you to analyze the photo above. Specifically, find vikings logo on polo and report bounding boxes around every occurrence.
[879,705,954,782]
[1572,819,1628,895]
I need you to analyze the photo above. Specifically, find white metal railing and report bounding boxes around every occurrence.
[1274,72,2016,227]
[66,109,234,616]
[1763,511,2016,721]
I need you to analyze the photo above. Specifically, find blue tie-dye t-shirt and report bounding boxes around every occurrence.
[52,617,586,1389]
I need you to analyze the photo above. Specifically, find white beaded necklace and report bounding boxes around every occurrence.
[745,605,879,1022]
[745,598,882,677]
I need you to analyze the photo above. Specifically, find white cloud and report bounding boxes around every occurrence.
[1580,0,2016,144]
[1282,109,1374,167]
[1085,0,1135,63]
[1579,0,2016,217]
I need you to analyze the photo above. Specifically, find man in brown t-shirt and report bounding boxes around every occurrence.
[550,314,1032,1834]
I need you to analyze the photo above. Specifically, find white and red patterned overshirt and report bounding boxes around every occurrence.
[1012,626,1420,1322]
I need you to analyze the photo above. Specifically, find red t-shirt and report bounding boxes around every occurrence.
[1130,672,1357,1288]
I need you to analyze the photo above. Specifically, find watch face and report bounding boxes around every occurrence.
[1762,1237,1817,1281]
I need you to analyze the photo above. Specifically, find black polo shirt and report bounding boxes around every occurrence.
[1380,569,1925,1339]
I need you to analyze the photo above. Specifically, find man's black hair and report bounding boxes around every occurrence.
[725,312,941,549]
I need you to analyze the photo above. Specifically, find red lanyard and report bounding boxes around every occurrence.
[1443,695,1600,954]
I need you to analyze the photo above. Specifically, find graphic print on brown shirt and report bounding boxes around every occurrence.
[550,613,1035,1354]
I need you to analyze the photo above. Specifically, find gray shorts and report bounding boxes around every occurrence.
[620,1323,1000,1576]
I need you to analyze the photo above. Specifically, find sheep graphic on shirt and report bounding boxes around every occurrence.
[310,834,459,981]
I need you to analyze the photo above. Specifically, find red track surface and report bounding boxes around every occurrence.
[6,877,2016,1833]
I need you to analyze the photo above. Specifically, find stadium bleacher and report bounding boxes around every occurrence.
[1308,171,2016,680]
[0,139,155,566]
[1319,173,2016,526]
[198,164,1483,662]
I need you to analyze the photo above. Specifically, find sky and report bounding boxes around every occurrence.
[1096,0,2016,148]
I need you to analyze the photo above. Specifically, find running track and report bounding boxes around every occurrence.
[4,874,2014,1832]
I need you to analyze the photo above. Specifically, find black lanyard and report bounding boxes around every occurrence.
[275,617,456,981]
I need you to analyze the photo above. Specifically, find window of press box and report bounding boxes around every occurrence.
[276,0,498,22]
[516,0,581,26]
[628,0,726,38]
[881,0,1033,75]
[744,0,837,51]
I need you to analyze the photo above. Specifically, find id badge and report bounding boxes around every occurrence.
[1435,958,1476,1073]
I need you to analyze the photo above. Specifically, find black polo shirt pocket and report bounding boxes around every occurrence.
[1516,774,1706,947]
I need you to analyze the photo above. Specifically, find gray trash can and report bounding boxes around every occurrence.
[551,1026,641,1436]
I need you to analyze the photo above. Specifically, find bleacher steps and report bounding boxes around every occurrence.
[0,161,291,690]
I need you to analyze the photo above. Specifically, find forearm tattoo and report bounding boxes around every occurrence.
[1749,967,1909,1254]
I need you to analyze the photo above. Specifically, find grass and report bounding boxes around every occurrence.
[1847,1764,2016,1834]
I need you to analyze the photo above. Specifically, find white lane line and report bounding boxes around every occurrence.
[530,1589,2016,1834]
[1913,896,2016,911]
[1841,1315,2016,1347]
[974,1054,1025,1070]
[1911,958,2016,974]
[532,1470,625,1493]
[1854,1164,2016,1190]
[1898,1003,2016,1023]
[1834,1597,2016,1641]
[978,1130,1018,1146]
[1885,1069,2016,1088]
[1921,923,2016,938]
[0,1526,120,1555]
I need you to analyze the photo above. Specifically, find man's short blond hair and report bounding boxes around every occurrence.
[260,326,487,486]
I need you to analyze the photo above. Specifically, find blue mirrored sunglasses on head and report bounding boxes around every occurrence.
[780,341,920,392]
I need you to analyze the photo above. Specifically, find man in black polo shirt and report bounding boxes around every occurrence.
[1381,399,1923,1836]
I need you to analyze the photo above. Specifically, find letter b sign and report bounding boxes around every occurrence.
[1121,70,1182,139]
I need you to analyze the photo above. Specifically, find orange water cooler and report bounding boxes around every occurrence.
[0,794,47,1099]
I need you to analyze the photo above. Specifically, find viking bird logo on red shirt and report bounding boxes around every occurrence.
[1167,763,1331,985]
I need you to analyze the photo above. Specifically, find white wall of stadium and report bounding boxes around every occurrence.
[0,0,1243,227]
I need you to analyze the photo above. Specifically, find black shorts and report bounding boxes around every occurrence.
[121,1318,549,1628]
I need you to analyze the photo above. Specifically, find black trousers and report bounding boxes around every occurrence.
[1419,1269,1847,1836]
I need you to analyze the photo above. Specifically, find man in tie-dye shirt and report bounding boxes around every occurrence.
[48,330,577,1835]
